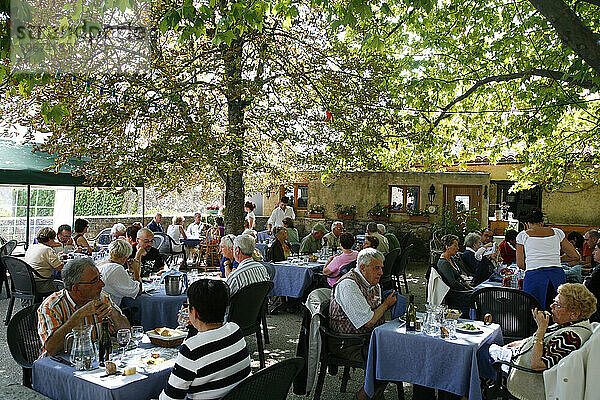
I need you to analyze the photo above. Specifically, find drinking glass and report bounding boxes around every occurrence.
[177,305,190,331]
[131,326,144,348]
[117,329,131,359]
[445,318,457,340]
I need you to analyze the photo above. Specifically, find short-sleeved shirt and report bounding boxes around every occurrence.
[225,258,270,297]
[267,206,295,228]
[37,289,123,356]
[299,234,323,254]
[583,242,594,258]
[186,222,203,239]
[97,262,141,306]
[333,268,381,329]
[24,243,63,279]
[326,251,358,287]
[323,232,341,248]
[516,228,565,270]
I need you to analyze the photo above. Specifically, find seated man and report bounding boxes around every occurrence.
[379,224,400,251]
[299,223,327,254]
[37,257,130,356]
[186,212,203,238]
[226,235,270,296]
[366,222,389,254]
[160,279,251,400]
[24,227,64,293]
[582,229,599,272]
[499,229,518,265]
[134,228,165,277]
[323,221,344,248]
[55,224,75,253]
[220,234,238,278]
[97,239,142,306]
[329,248,397,400]
[147,213,164,233]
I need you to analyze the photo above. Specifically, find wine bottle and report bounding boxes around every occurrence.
[406,294,417,333]
[98,319,112,366]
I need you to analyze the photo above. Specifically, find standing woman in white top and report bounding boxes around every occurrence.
[244,200,256,229]
[167,215,187,253]
[516,209,580,309]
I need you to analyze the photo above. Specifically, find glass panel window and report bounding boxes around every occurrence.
[389,185,420,212]
[455,195,470,212]
[280,184,308,210]
[297,185,308,209]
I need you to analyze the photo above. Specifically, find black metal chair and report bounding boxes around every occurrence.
[380,248,401,291]
[227,280,274,369]
[398,232,411,251]
[3,256,58,325]
[312,302,405,400]
[221,357,304,400]
[0,239,17,297]
[260,262,276,344]
[391,243,413,294]
[7,304,41,387]
[472,287,541,342]
[93,228,112,246]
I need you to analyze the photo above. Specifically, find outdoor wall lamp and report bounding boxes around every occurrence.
[428,185,436,204]
[483,185,488,199]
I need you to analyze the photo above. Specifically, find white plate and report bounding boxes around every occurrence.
[146,329,186,341]
[456,323,483,334]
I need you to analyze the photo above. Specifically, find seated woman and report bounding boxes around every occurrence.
[159,279,251,400]
[362,235,379,250]
[323,232,358,287]
[167,215,187,253]
[499,229,518,265]
[490,283,596,400]
[111,223,127,241]
[73,218,93,254]
[437,234,473,312]
[269,226,291,262]
[283,217,299,244]
[562,231,584,267]
[97,239,142,306]
[214,216,225,238]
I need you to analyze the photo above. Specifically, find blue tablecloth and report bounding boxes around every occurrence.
[255,242,268,258]
[32,344,172,400]
[256,231,274,243]
[364,319,503,400]
[269,261,318,298]
[121,286,186,330]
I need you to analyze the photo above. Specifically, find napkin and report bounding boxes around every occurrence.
[74,368,147,389]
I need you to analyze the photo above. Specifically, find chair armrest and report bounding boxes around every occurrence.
[320,325,370,343]
[492,360,544,374]
[30,268,56,281]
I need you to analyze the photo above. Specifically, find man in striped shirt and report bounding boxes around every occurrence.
[37,257,130,356]
[160,279,251,400]
[226,234,270,296]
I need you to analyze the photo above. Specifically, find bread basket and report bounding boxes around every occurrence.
[146,329,186,348]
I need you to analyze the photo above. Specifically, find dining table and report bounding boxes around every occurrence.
[33,340,177,400]
[364,316,503,400]
[269,258,325,298]
[120,284,187,331]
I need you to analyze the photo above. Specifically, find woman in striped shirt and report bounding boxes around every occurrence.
[160,279,251,400]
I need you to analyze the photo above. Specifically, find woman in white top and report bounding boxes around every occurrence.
[167,215,187,253]
[516,209,580,309]
[244,201,256,229]
[97,239,142,306]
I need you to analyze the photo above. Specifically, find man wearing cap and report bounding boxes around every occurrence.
[300,223,327,254]
[267,197,295,234]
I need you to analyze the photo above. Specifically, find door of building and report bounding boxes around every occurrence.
[443,185,483,220]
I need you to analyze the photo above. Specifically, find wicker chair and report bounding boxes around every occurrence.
[200,227,221,272]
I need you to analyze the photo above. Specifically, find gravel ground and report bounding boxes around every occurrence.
[0,261,430,400]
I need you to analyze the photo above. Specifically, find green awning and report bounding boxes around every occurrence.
[0,140,87,186]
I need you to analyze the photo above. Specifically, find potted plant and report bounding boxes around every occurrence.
[308,204,325,218]
[407,208,430,223]
[367,203,390,222]
[334,203,357,220]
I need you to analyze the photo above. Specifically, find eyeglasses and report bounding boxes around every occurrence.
[78,275,102,285]
[138,238,153,244]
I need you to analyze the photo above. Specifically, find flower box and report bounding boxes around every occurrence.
[371,215,389,222]
[337,213,355,221]
[409,215,429,223]
[309,213,324,218]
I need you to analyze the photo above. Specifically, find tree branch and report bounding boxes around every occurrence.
[428,68,599,133]
[528,0,600,74]
[579,0,600,6]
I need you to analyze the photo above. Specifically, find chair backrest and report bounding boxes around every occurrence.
[398,232,411,250]
[290,242,300,255]
[381,248,401,287]
[221,357,304,400]
[151,234,165,250]
[392,243,413,276]
[94,228,112,246]
[1,240,17,256]
[7,304,41,368]
[472,286,542,341]
[3,256,38,296]
[153,232,172,254]
[227,280,274,335]
[206,227,221,246]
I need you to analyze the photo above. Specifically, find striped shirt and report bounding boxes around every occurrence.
[159,322,251,400]
[225,258,270,296]
[37,289,123,356]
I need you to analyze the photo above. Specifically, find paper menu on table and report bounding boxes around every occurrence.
[74,369,147,389]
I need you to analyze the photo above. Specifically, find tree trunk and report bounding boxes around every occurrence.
[528,0,600,75]
[222,37,246,235]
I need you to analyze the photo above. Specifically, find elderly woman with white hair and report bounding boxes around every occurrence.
[111,223,127,241]
[97,239,142,305]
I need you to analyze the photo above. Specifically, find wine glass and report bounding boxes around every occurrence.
[177,305,190,331]
[131,326,144,349]
[117,329,131,360]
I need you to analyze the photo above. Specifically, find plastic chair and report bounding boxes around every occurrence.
[7,304,41,387]
[391,244,413,294]
[0,240,17,297]
[227,280,274,369]
[472,287,541,342]
[3,256,57,325]
[312,301,405,400]
[93,228,112,246]
[221,357,304,400]
[156,232,187,266]
[380,248,401,291]
[398,232,411,251]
